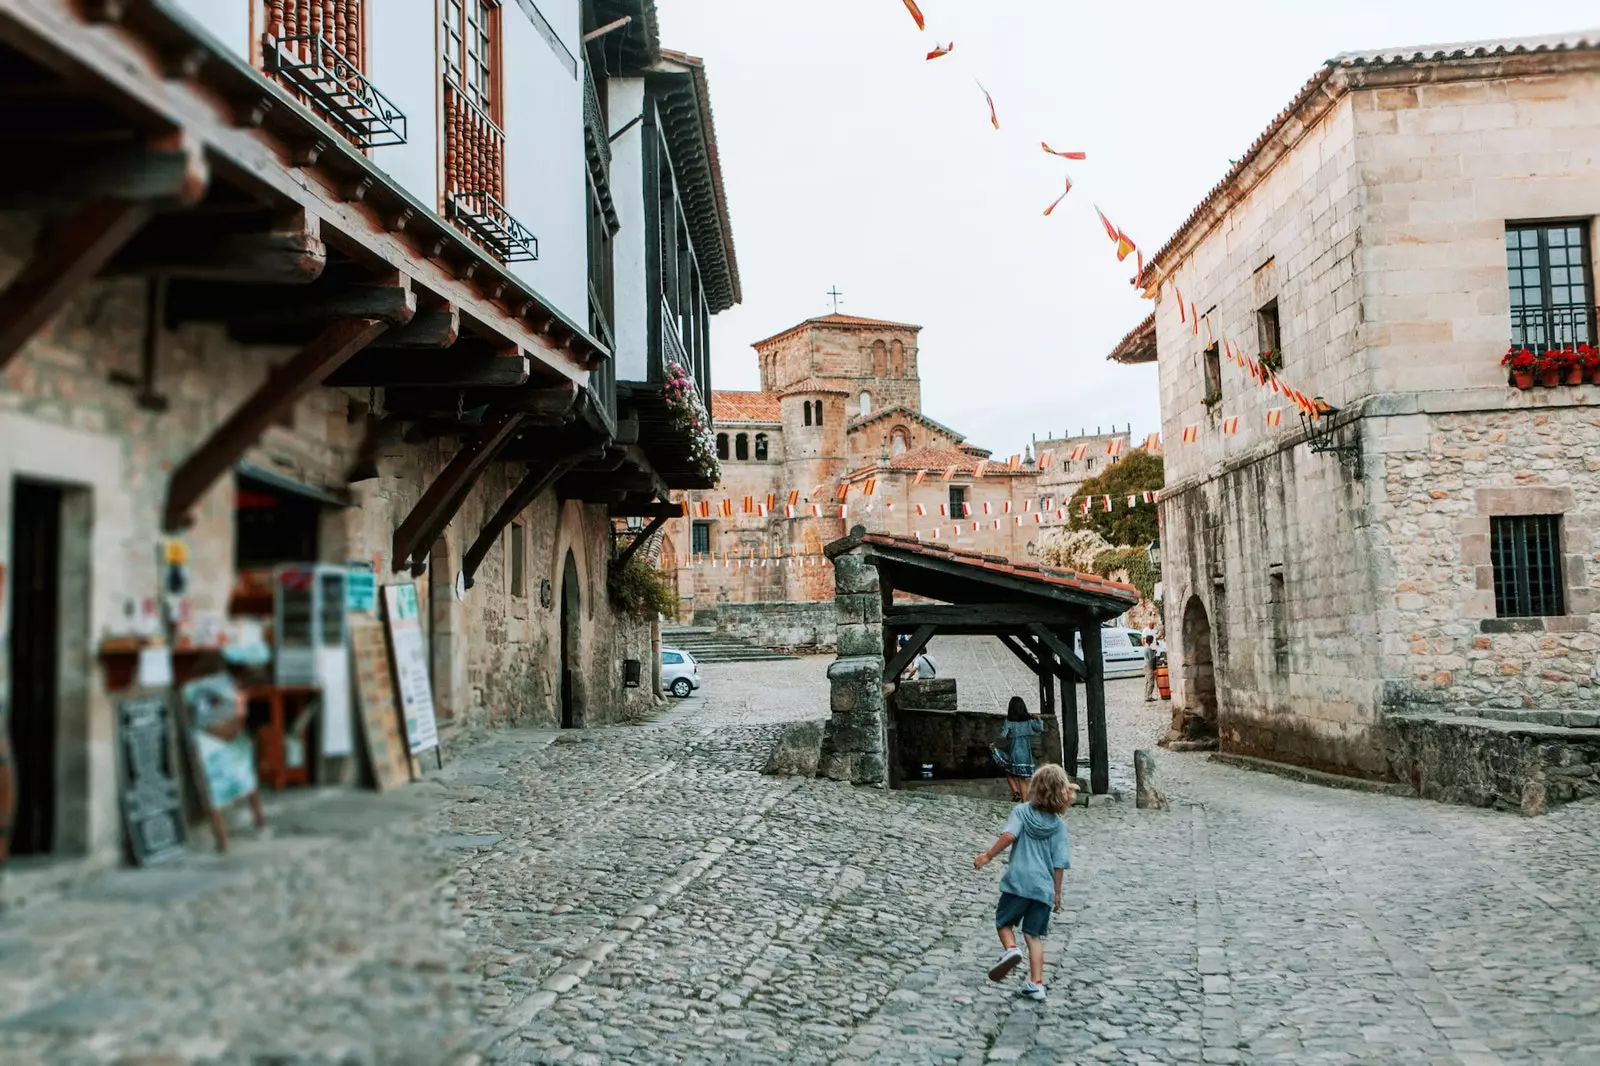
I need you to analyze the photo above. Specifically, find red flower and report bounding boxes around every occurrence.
[1506,348,1538,371]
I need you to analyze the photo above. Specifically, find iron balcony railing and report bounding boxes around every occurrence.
[583,60,610,187]
[263,34,407,148]
[446,190,538,263]
[1510,301,1596,353]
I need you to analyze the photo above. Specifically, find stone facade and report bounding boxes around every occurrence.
[817,551,888,786]
[690,600,836,652]
[1144,40,1600,785]
[0,221,652,865]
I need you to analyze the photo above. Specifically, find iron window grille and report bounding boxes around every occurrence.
[263,34,407,149]
[1490,514,1565,618]
[446,190,538,263]
[692,522,711,556]
[948,485,967,517]
[1507,223,1595,353]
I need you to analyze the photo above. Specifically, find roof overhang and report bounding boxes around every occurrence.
[1107,312,1157,365]
[650,51,740,312]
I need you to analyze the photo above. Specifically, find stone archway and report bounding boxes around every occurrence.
[559,550,581,729]
[1172,594,1218,744]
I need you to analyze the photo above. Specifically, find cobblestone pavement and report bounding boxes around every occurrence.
[4,638,1600,1065]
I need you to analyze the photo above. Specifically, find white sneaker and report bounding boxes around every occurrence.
[987,946,1024,982]
[1017,981,1046,1001]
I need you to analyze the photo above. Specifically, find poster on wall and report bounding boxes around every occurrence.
[382,582,439,756]
[346,560,377,614]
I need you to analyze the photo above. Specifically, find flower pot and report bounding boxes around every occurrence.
[1587,364,1600,385]
[1565,364,1584,386]
[1513,371,1535,389]
[1540,370,1562,388]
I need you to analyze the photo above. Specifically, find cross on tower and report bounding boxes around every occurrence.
[826,286,844,314]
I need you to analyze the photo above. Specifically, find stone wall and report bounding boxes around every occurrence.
[896,707,1015,779]
[1384,713,1600,815]
[691,600,836,651]
[817,550,887,786]
[0,221,652,864]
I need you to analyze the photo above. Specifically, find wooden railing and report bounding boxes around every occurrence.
[266,0,364,70]
[443,80,505,205]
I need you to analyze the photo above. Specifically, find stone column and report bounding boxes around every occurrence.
[818,549,888,787]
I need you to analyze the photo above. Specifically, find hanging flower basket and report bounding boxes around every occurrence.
[662,362,720,482]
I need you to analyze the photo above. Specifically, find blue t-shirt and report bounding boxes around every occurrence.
[999,802,1071,905]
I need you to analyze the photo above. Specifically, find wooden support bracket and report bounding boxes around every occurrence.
[0,199,154,372]
[461,450,588,588]
[884,624,938,682]
[997,633,1041,675]
[614,514,669,570]
[325,351,529,389]
[1027,623,1087,681]
[391,411,528,573]
[163,317,391,530]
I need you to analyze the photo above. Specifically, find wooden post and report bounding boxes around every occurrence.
[1083,622,1109,795]
[1060,642,1080,778]
[879,568,901,789]
[1038,644,1062,767]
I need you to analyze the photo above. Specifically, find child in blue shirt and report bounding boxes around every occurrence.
[974,763,1075,1001]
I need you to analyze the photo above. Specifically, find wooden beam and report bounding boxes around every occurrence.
[608,501,685,520]
[107,222,326,283]
[885,603,1097,631]
[1026,623,1087,681]
[366,309,461,348]
[863,547,1132,616]
[168,279,416,328]
[0,199,153,372]
[1038,643,1062,767]
[462,451,587,588]
[1083,622,1109,795]
[996,634,1041,675]
[163,317,390,530]
[391,411,528,572]
[0,133,209,208]
[883,624,937,682]
[324,351,530,388]
[614,514,669,569]
[1062,655,1080,778]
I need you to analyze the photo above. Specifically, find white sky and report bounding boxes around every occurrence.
[654,1,1597,457]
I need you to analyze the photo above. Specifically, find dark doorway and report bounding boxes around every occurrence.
[1179,594,1219,742]
[235,474,320,569]
[9,480,63,855]
[559,550,581,729]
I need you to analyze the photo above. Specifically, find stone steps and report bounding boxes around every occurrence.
[660,626,798,663]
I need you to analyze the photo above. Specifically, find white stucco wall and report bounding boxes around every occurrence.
[503,2,587,326]
[368,0,440,213]
[609,78,649,381]
[169,0,250,60]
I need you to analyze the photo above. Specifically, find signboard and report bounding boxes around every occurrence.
[382,583,439,755]
[346,560,377,614]
[116,695,186,866]
[349,620,413,791]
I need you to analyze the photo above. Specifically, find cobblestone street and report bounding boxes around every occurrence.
[5,640,1600,1065]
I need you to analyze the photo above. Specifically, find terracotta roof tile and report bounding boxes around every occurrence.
[878,446,1029,476]
[712,390,781,424]
[860,532,1141,607]
[1107,312,1157,365]
[752,313,922,348]
[849,404,964,440]
[777,377,849,397]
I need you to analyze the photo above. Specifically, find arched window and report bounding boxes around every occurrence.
[815,401,824,427]
[872,340,887,377]
[803,401,813,427]
[735,433,749,461]
[754,433,769,461]
[891,427,909,455]
[859,391,872,416]
[716,433,728,460]
[890,340,905,376]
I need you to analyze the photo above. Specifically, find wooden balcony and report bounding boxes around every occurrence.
[263,33,406,149]
[443,81,535,262]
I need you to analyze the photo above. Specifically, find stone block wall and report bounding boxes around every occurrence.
[1384,713,1600,815]
[817,551,887,786]
[691,600,836,651]
[897,707,1014,779]
[0,221,652,864]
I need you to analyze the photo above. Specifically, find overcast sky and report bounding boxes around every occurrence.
[654,1,1597,457]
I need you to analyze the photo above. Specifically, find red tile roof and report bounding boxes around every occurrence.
[1147,30,1600,273]
[777,377,849,396]
[877,446,1028,476]
[712,391,781,424]
[859,532,1141,606]
[1107,312,1156,365]
[752,313,922,349]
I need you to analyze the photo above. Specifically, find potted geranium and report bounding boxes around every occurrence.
[1536,349,1566,388]
[1560,346,1585,386]
[1502,346,1537,389]
[1580,344,1600,384]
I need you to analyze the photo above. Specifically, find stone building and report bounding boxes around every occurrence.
[1122,30,1600,809]
[0,1,737,869]
[1032,424,1139,518]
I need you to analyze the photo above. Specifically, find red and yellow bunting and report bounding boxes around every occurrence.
[1041,143,1087,160]
[901,0,926,31]
[926,41,953,60]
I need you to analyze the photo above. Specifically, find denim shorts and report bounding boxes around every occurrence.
[995,891,1051,938]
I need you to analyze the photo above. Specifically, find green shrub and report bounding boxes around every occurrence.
[609,553,678,620]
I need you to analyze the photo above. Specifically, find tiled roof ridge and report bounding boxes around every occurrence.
[1147,28,1600,274]
[859,532,1141,603]
[711,389,781,424]
[776,377,850,396]
[1106,312,1157,365]
[848,404,964,440]
[751,313,923,349]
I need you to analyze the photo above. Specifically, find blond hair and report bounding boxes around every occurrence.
[1028,764,1075,815]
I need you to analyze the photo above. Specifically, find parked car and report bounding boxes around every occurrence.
[1074,626,1161,681]
[661,648,701,698]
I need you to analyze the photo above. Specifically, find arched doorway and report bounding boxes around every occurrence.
[559,550,581,729]
[428,538,455,723]
[1179,595,1218,740]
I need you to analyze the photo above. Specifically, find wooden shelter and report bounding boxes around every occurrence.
[826,530,1141,793]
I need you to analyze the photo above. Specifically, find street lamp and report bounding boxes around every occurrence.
[1145,540,1162,574]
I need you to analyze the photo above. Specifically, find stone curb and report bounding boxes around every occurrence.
[1209,753,1414,797]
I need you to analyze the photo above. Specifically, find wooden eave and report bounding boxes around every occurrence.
[0,0,609,386]
[647,65,739,312]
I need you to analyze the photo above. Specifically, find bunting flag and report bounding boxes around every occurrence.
[698,500,711,518]
[1038,449,1054,469]
[1177,288,1186,323]
[962,502,973,517]
[1106,438,1124,457]
[839,504,849,519]
[785,504,796,519]
[982,501,992,515]
[680,499,691,518]
[787,489,800,508]
[1015,514,1024,525]
[976,79,999,130]
[930,528,940,539]
[1079,498,1091,516]
[1008,454,1022,471]
[942,465,958,481]
[1041,143,1087,160]
[1144,433,1161,451]
[742,495,754,514]
[1134,249,1145,290]
[1102,495,1113,512]
[835,483,850,502]
[1033,513,1043,524]
[992,519,1001,530]
[1094,205,1119,243]
[1024,498,1033,512]
[1043,176,1073,217]
[810,483,824,499]
[811,504,822,517]
[939,503,949,517]
[1143,491,1158,503]
[767,493,777,513]
[1222,416,1239,435]
[915,503,926,517]
[1042,498,1054,511]
[902,0,925,30]
[1182,424,1199,444]
[1055,509,1065,520]
[1127,495,1137,508]
[863,478,877,496]
[1115,229,1135,262]
[971,521,979,532]
[1003,500,1012,513]
[1069,443,1088,462]
[1266,407,1283,427]
[926,41,953,60]
[952,525,961,537]
[911,470,927,486]
[1190,303,1199,335]
[973,461,988,480]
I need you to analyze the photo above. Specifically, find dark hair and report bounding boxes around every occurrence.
[1006,696,1030,722]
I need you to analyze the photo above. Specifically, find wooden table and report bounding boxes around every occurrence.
[242,685,320,790]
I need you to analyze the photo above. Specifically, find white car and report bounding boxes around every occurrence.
[661,647,701,698]
[1075,626,1161,681]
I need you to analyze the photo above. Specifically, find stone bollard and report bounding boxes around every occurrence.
[1134,749,1169,810]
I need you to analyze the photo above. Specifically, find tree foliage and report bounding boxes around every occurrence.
[1067,449,1163,548]
[1034,528,1111,572]
[609,552,679,620]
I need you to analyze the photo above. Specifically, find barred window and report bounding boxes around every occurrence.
[1491,515,1565,618]
[691,522,711,556]
[1507,223,1594,352]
